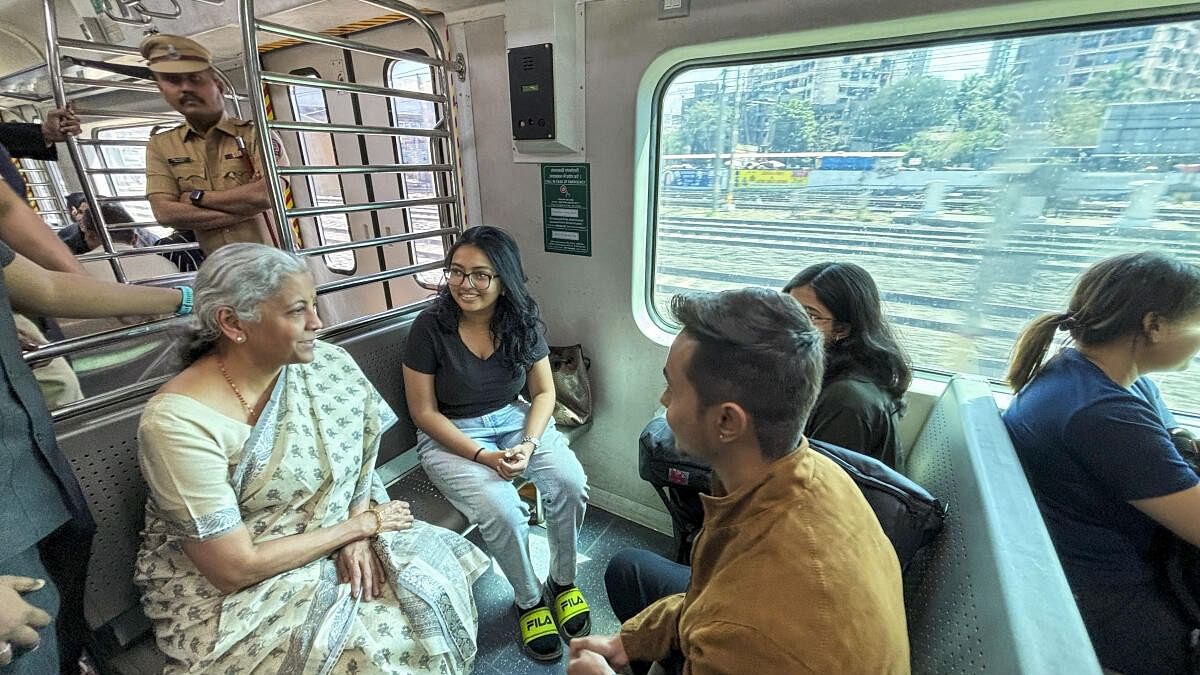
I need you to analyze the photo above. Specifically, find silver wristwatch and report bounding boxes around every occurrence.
[521,435,541,451]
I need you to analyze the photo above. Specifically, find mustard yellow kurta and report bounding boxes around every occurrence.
[144,116,285,253]
[621,441,911,674]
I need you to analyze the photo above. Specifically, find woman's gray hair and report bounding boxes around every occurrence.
[182,243,311,364]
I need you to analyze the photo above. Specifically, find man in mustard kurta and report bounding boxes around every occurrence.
[568,288,910,675]
[142,34,286,254]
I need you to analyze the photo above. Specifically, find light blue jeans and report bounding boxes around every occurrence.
[417,400,589,608]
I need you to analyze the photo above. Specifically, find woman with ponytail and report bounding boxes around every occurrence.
[1003,252,1200,675]
[784,262,912,467]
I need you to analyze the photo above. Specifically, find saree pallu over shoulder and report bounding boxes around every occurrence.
[135,341,489,674]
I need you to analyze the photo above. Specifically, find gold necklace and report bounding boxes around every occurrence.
[216,357,255,420]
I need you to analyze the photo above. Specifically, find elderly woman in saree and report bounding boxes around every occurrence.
[134,243,489,674]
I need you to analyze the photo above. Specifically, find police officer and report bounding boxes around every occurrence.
[141,34,287,254]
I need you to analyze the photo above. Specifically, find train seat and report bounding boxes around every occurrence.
[53,310,593,673]
[900,376,1102,674]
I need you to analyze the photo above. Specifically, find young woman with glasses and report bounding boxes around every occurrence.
[402,226,590,662]
[783,262,912,467]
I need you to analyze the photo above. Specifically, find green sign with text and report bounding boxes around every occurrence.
[541,164,591,256]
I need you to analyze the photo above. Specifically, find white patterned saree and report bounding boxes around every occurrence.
[135,341,489,674]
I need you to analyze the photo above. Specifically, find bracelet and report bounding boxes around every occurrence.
[174,286,194,317]
[364,507,383,537]
[473,447,485,463]
[521,435,541,452]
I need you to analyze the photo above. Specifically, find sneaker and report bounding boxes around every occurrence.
[517,601,562,661]
[546,579,591,639]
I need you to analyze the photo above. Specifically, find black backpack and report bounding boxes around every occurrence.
[638,415,946,568]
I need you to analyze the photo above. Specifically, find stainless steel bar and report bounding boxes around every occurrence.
[95,220,159,230]
[267,119,448,138]
[63,76,159,94]
[77,138,149,147]
[96,195,150,202]
[50,375,172,421]
[72,107,182,121]
[83,167,146,174]
[298,226,456,257]
[76,243,199,262]
[24,315,178,364]
[240,1,297,253]
[57,37,140,56]
[44,0,129,283]
[316,260,443,295]
[277,163,453,176]
[254,21,452,69]
[316,297,432,341]
[259,71,445,103]
[287,195,453,218]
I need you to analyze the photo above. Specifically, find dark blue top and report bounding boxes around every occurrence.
[1004,348,1198,590]
[403,308,548,419]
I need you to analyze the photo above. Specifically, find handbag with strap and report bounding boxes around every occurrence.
[550,344,592,427]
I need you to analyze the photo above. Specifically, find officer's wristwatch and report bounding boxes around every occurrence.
[189,189,205,206]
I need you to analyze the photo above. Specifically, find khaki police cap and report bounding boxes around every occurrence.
[140,34,212,74]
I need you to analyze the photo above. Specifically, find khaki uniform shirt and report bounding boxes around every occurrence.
[145,117,287,254]
[620,442,911,674]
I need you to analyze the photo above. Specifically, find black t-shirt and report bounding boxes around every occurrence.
[403,308,549,419]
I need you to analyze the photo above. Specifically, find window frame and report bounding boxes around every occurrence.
[286,67,357,275]
[632,1,1200,421]
[384,51,447,290]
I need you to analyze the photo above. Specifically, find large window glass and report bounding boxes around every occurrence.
[651,19,1200,413]
[289,70,355,273]
[387,57,443,285]
[91,124,160,231]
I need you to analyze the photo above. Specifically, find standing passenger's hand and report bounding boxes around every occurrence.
[336,539,385,602]
[41,106,80,144]
[0,577,51,655]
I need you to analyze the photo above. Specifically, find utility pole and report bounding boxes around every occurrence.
[710,68,730,212]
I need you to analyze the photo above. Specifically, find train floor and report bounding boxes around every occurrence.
[467,506,674,674]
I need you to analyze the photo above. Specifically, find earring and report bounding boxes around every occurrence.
[235,335,245,343]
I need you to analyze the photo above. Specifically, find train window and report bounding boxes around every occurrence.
[387,57,442,286]
[90,124,158,229]
[650,19,1200,413]
[288,70,355,273]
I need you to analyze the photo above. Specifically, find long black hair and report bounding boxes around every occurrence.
[783,262,912,410]
[430,226,545,369]
[1008,252,1200,391]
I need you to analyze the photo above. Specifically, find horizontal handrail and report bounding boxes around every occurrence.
[63,76,158,94]
[317,259,443,295]
[299,225,455,257]
[48,298,435,421]
[255,21,453,69]
[259,71,445,104]
[267,119,448,138]
[287,195,454,218]
[57,38,140,56]
[72,108,182,121]
[24,315,179,364]
[75,242,199,262]
[277,163,453,176]
[93,220,159,230]
[97,195,151,203]
[77,138,150,147]
[83,167,146,174]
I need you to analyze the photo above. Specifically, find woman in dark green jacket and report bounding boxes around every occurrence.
[784,262,911,467]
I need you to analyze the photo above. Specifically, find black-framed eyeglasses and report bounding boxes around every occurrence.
[443,268,496,290]
[804,307,836,324]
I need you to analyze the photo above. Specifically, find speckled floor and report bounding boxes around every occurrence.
[467,507,674,675]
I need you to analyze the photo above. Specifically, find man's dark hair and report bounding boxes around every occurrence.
[671,287,824,459]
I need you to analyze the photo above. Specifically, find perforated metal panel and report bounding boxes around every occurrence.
[901,377,1102,675]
